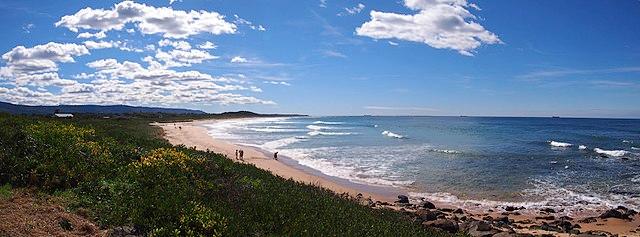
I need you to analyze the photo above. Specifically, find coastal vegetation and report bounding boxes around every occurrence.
[0,114,452,236]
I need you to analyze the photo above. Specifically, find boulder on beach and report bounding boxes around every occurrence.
[419,200,436,209]
[395,195,409,204]
[599,206,636,220]
[422,219,459,233]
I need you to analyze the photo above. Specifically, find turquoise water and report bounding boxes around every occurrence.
[203,116,640,214]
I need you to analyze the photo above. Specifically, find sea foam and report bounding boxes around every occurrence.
[594,148,628,157]
[382,131,405,139]
[312,121,344,125]
[307,131,353,136]
[549,141,572,147]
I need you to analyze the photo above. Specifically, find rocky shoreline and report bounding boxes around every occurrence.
[357,194,640,236]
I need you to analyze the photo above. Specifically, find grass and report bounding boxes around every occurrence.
[0,113,457,236]
[0,183,11,199]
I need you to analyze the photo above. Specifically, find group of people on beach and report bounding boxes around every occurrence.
[235,149,244,161]
[234,149,279,161]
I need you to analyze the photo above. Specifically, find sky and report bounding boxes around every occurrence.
[0,0,639,118]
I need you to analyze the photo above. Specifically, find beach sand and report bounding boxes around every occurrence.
[155,118,640,236]
[155,119,395,203]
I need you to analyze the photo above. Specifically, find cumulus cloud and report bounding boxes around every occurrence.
[77,31,106,39]
[230,56,248,63]
[55,1,237,38]
[83,40,115,49]
[356,0,501,56]
[158,39,192,50]
[198,41,217,49]
[0,42,89,87]
[1,3,277,107]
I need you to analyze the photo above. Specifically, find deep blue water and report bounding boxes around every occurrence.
[203,116,640,214]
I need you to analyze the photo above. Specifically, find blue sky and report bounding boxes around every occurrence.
[0,0,639,118]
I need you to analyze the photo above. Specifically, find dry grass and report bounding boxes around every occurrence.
[0,189,106,237]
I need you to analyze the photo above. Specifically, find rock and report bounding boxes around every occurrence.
[550,220,575,232]
[541,207,556,213]
[396,195,409,204]
[415,209,442,222]
[453,208,464,214]
[600,209,630,219]
[538,222,562,232]
[423,219,459,233]
[419,200,436,209]
[577,230,614,236]
[463,220,499,237]
[535,216,555,221]
[109,226,139,237]
[504,206,517,212]
[493,233,534,237]
[439,208,455,212]
[578,217,597,223]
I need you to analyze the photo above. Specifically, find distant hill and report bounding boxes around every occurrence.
[0,101,206,115]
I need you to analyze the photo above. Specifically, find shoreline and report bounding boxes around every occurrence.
[155,118,640,236]
[154,118,398,203]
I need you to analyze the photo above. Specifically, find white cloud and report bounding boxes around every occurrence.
[158,39,192,50]
[83,40,115,49]
[198,41,217,49]
[356,0,501,56]
[22,23,35,34]
[55,1,237,38]
[322,49,347,58]
[0,42,89,86]
[341,3,365,15]
[230,56,249,63]
[233,15,266,31]
[388,41,399,46]
[154,48,217,68]
[264,81,291,86]
[319,0,328,8]
[77,31,107,39]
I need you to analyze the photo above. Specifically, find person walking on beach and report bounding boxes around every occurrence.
[235,149,238,160]
[239,149,244,161]
[273,152,278,161]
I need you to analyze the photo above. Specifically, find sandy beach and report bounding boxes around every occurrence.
[154,119,396,203]
[156,118,640,236]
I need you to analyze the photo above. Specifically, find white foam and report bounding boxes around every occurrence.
[631,147,640,150]
[426,148,461,154]
[382,130,405,139]
[306,125,330,130]
[307,131,353,136]
[622,140,632,143]
[594,148,629,157]
[261,136,307,151]
[280,147,414,187]
[410,178,640,217]
[631,175,640,183]
[312,121,344,125]
[578,145,587,150]
[549,141,572,147]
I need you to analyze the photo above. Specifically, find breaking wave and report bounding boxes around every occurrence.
[382,131,405,139]
[307,131,353,136]
[594,148,629,157]
[549,141,572,147]
[312,121,344,125]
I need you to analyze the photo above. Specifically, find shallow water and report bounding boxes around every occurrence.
[203,116,640,214]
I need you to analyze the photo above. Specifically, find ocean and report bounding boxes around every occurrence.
[203,116,640,215]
